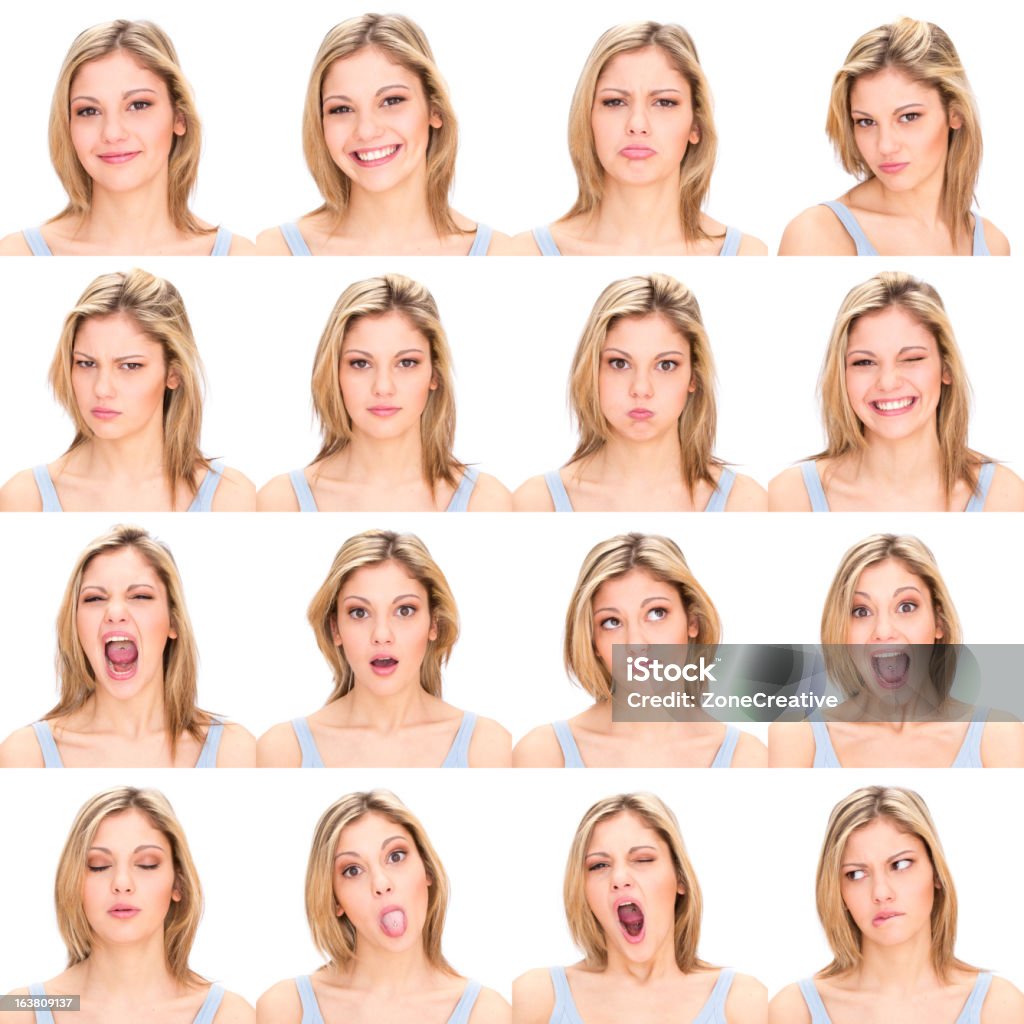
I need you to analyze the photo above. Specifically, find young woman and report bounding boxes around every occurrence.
[0,525,255,768]
[768,534,1024,768]
[256,790,510,1023]
[257,13,505,255]
[769,786,1024,1023]
[769,272,1024,512]
[258,274,510,512]
[257,530,511,767]
[3,786,254,1023]
[779,18,1008,256]
[502,22,765,256]
[514,274,765,512]
[0,269,255,512]
[0,20,252,256]
[513,792,766,1022]
[513,533,766,768]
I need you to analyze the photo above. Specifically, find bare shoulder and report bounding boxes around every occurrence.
[725,972,768,1023]
[732,731,769,767]
[255,978,303,1024]
[468,471,513,511]
[227,233,257,256]
[468,715,512,767]
[216,722,257,767]
[256,720,303,768]
[257,473,302,512]
[984,463,1024,511]
[0,726,45,768]
[778,205,855,256]
[983,976,1024,1023]
[981,218,1010,256]
[768,721,815,767]
[255,226,293,256]
[213,988,256,1023]
[737,233,769,256]
[501,230,544,256]
[478,226,514,253]
[468,985,511,1024]
[511,968,556,1024]
[0,988,35,1024]
[768,982,812,1024]
[212,466,257,511]
[981,719,1024,767]
[725,472,768,511]
[0,231,33,255]
[0,468,44,512]
[512,474,557,512]
[768,465,814,512]
[512,724,564,768]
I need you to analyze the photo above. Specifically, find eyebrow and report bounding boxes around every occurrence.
[71,88,158,103]
[343,593,422,604]
[342,348,427,358]
[842,849,915,868]
[323,84,412,104]
[597,87,682,96]
[73,349,150,362]
[851,102,925,116]
[88,844,166,854]
[853,585,922,599]
[334,835,408,860]
[586,845,659,857]
[602,346,687,359]
[846,346,930,358]
[81,583,157,594]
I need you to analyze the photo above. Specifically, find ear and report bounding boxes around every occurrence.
[677,882,686,896]
[688,125,701,146]
[687,618,699,639]
[428,619,438,642]
[166,368,181,391]
[687,376,697,394]
[948,109,963,131]
[941,365,953,386]
[168,621,178,641]
[173,110,187,137]
[429,108,443,130]
[429,372,439,392]
[330,616,343,647]
[171,880,182,903]
[336,903,345,918]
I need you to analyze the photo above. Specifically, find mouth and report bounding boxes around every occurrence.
[98,152,141,164]
[103,633,139,680]
[869,397,916,415]
[872,910,904,927]
[351,144,401,167]
[368,406,401,417]
[91,407,121,420]
[627,408,654,420]
[620,145,656,159]
[615,901,646,943]
[870,649,911,691]
[108,904,141,918]
[380,906,407,937]
[878,162,909,174]
[370,656,398,676]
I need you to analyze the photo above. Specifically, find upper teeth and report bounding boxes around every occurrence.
[873,651,904,659]
[106,635,132,643]
[874,398,914,411]
[356,146,397,161]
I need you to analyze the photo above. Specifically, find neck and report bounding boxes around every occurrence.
[592,701,717,730]
[77,938,179,999]
[330,429,427,484]
[344,682,433,731]
[337,943,437,993]
[80,681,168,740]
[67,431,171,483]
[854,427,944,483]
[580,175,686,248]
[865,171,948,230]
[581,433,687,482]
[603,934,682,981]
[336,173,439,243]
[852,932,939,993]
[71,179,180,247]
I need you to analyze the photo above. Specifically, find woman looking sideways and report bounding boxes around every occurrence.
[0,525,255,768]
[0,20,252,256]
[769,272,1024,512]
[257,790,510,1023]
[769,786,1024,1023]
[257,13,505,255]
[513,533,766,768]
[258,274,511,512]
[257,530,511,767]
[514,274,765,512]
[779,18,1008,256]
[503,22,765,256]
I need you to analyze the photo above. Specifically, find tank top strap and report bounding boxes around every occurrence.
[797,979,834,1024]
[195,717,225,768]
[441,712,477,768]
[290,718,325,768]
[552,721,585,768]
[294,976,326,1024]
[209,227,232,256]
[547,967,584,1024]
[544,469,574,512]
[192,984,225,1024]
[27,984,56,1024]
[32,465,63,512]
[446,980,482,1024]
[800,461,830,512]
[964,462,995,512]
[710,725,740,768]
[467,224,493,256]
[532,225,562,256]
[704,467,735,511]
[718,226,742,257]
[810,717,840,768]
[695,968,736,1022]
[289,469,319,512]
[22,228,53,256]
[971,212,990,257]
[445,466,479,512]
[280,222,313,256]
[32,721,64,768]
[955,973,993,1024]
[820,201,878,256]
[952,709,988,768]
[188,460,223,512]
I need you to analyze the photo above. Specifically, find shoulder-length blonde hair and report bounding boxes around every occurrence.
[305,789,455,973]
[565,533,720,702]
[49,20,207,233]
[563,23,718,242]
[47,525,212,749]
[309,273,462,490]
[826,18,981,245]
[814,272,985,504]
[48,269,210,500]
[564,793,709,972]
[816,786,971,980]
[55,787,205,984]
[302,13,461,235]
[568,274,720,497]
[307,530,459,702]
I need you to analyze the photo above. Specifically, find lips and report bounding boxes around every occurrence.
[351,144,401,167]
[872,910,904,926]
[878,162,908,174]
[370,656,398,676]
[627,408,654,420]
[620,146,656,159]
[380,906,407,937]
[368,406,400,417]
[869,396,916,415]
[98,152,141,164]
[615,899,646,943]
[91,407,122,420]
[108,904,141,918]
[103,632,139,680]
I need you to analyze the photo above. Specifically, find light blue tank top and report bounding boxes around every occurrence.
[31,460,224,513]
[548,966,735,1024]
[809,713,987,768]
[819,201,990,256]
[27,982,225,1023]
[799,460,994,512]
[531,224,742,256]
[278,223,493,256]
[21,226,233,256]
[290,711,478,768]
[798,973,992,1024]
[543,467,735,512]
[288,465,479,512]
[294,975,481,1024]
[31,718,225,769]
[551,721,740,768]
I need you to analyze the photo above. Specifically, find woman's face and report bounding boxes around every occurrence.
[583,811,683,963]
[332,812,431,954]
[76,546,177,698]
[69,50,185,195]
[849,68,959,195]
[591,46,700,188]
[82,808,180,949]
[598,314,695,442]
[70,313,178,442]
[844,306,950,443]
[339,311,437,441]
[321,46,441,195]
[840,817,937,949]
[331,560,437,696]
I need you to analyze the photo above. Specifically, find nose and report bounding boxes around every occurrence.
[100,110,128,145]
[611,865,634,891]
[875,360,903,392]
[372,868,393,897]
[104,599,128,624]
[877,121,899,158]
[371,616,394,645]
[871,872,895,903]
[112,864,134,895]
[870,612,899,643]
[94,364,116,399]
[629,367,653,399]
[625,103,650,136]
[354,106,383,143]
[372,365,395,397]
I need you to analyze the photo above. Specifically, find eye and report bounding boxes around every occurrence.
[893,858,913,871]
[127,100,152,112]
[851,605,871,619]
[87,864,110,873]
[898,112,921,123]
[340,864,362,879]
[653,98,678,108]
[900,356,925,364]
[326,103,353,116]
[120,362,144,371]
[587,860,610,872]
[656,359,679,372]
[74,359,97,369]
[607,357,629,371]
[896,601,918,614]
[347,358,370,370]
[845,868,866,881]
[600,97,626,108]
[82,595,104,604]
[74,106,101,118]
[382,95,406,107]
[136,862,160,870]
[347,607,369,620]
[130,593,154,601]
[386,849,407,864]
[850,358,876,367]
[395,604,417,618]
[853,117,876,128]
[645,606,669,622]
[396,358,421,369]
[598,615,622,631]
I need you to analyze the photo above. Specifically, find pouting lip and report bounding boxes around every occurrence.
[878,162,909,173]
[627,408,654,419]
[620,145,656,158]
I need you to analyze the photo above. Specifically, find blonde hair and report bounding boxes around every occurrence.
[565,533,720,702]
[309,274,462,490]
[816,786,971,980]
[307,530,459,702]
[564,23,718,242]
[568,274,721,496]
[304,790,455,972]
[827,18,982,244]
[564,793,709,972]
[47,525,212,750]
[49,20,207,233]
[55,787,204,984]
[302,13,461,235]
[48,269,210,501]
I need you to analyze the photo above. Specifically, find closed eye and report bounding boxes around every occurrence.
[601,98,627,108]
[326,104,353,116]
[587,860,610,871]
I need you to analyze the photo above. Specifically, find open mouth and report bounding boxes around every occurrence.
[380,907,407,937]
[870,650,910,690]
[870,397,916,414]
[370,656,398,676]
[616,902,645,942]
[105,636,139,679]
[352,144,400,165]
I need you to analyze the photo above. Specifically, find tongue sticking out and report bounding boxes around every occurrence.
[380,909,407,937]
[873,653,909,687]
[616,903,644,937]
[106,640,138,666]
